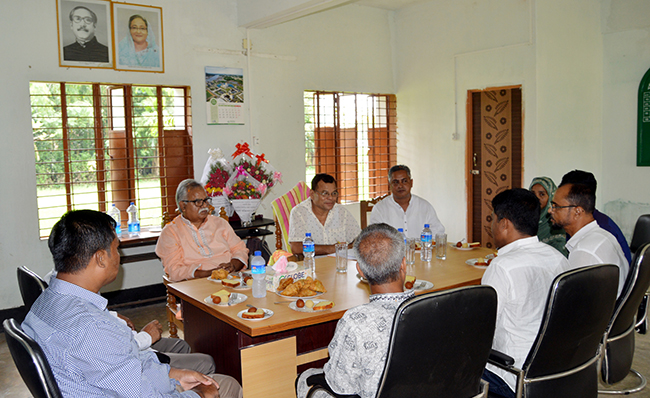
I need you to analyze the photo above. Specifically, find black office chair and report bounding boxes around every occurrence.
[599,242,650,394]
[3,318,63,398]
[488,264,619,398]
[302,285,497,398]
[17,266,48,313]
[630,215,650,334]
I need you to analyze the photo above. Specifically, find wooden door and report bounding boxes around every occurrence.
[467,87,522,249]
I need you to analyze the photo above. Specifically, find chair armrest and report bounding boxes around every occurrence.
[488,349,515,367]
[305,373,360,398]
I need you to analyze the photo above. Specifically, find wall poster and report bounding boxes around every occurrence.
[205,67,245,125]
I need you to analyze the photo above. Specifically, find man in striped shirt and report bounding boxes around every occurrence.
[23,209,242,398]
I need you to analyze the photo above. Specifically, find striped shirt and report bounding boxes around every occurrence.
[22,278,198,398]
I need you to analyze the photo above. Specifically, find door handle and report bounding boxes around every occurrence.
[471,170,480,175]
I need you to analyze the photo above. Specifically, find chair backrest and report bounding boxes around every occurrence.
[3,318,63,398]
[17,266,48,313]
[359,194,388,229]
[630,214,650,254]
[375,285,497,398]
[521,264,618,397]
[601,242,650,383]
[271,181,310,252]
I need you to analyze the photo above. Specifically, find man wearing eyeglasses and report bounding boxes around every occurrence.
[63,5,109,63]
[156,179,248,282]
[369,165,444,238]
[289,173,361,255]
[550,180,627,296]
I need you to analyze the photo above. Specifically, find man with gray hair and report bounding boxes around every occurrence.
[156,179,248,281]
[296,223,415,398]
[369,164,444,238]
[63,5,109,62]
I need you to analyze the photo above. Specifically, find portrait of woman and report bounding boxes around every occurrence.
[113,4,163,72]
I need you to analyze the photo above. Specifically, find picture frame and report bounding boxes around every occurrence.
[57,0,113,68]
[113,2,164,73]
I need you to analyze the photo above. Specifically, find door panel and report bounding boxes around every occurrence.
[468,88,522,248]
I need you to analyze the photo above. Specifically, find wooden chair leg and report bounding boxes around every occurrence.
[167,291,179,339]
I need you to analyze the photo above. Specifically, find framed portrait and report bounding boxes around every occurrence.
[57,0,113,68]
[113,2,164,73]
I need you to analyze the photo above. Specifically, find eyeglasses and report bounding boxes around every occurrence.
[130,26,147,32]
[72,16,94,24]
[390,178,411,186]
[317,191,339,199]
[182,198,212,207]
[550,203,577,210]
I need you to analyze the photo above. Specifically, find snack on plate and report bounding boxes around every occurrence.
[244,276,253,286]
[404,275,417,290]
[313,301,334,311]
[242,307,265,319]
[305,300,314,309]
[279,277,327,297]
[475,258,488,266]
[210,289,231,304]
[468,242,481,248]
[222,278,241,288]
[296,299,305,308]
[211,269,229,280]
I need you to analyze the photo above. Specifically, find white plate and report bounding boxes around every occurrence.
[466,258,491,269]
[450,244,476,251]
[207,276,252,290]
[409,280,434,291]
[237,308,273,321]
[356,273,368,283]
[275,290,324,300]
[289,299,334,312]
[204,292,247,306]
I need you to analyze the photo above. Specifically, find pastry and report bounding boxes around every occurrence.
[242,308,265,319]
[313,300,334,311]
[278,277,294,291]
[222,278,241,288]
[305,300,314,309]
[211,269,229,280]
[210,289,231,304]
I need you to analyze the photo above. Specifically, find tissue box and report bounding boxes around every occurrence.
[266,263,314,292]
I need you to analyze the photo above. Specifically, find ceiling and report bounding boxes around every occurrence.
[354,0,427,11]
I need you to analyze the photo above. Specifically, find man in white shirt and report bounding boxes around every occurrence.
[289,173,361,255]
[369,165,444,238]
[550,181,628,296]
[481,189,570,398]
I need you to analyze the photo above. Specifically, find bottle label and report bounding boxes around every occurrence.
[128,222,140,233]
[251,264,265,274]
[421,233,432,243]
[303,242,315,253]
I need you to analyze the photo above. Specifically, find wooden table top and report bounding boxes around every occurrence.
[167,246,495,337]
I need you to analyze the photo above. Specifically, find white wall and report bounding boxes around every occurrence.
[0,1,394,310]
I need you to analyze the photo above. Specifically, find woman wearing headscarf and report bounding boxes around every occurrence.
[118,14,160,68]
[529,176,568,257]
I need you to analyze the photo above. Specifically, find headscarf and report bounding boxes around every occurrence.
[529,176,568,256]
[117,18,160,68]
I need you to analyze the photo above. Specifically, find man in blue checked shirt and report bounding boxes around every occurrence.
[22,209,242,398]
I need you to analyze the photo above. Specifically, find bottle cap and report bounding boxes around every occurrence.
[398,228,404,232]
[424,224,430,228]
[306,233,312,237]
[254,250,261,256]
[130,202,135,205]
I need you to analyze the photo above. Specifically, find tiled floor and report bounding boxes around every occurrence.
[1,301,650,397]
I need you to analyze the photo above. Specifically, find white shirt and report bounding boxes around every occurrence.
[368,194,444,238]
[482,236,570,391]
[289,199,361,244]
[566,220,628,297]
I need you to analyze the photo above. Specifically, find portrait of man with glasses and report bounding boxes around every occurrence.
[288,173,361,256]
[60,1,110,64]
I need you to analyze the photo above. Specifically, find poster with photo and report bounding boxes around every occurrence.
[113,2,164,72]
[57,0,113,68]
[205,67,245,125]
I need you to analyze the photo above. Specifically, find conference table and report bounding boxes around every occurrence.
[167,246,494,398]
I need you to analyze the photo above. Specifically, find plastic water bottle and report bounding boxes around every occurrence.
[303,233,315,275]
[126,202,140,237]
[251,251,267,298]
[421,224,433,262]
[108,204,121,236]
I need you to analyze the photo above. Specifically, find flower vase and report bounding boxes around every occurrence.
[210,194,234,218]
[230,199,261,226]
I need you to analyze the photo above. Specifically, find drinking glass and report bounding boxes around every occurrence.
[435,233,447,260]
[335,242,348,273]
[405,238,416,265]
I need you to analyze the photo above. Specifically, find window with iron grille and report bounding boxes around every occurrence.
[304,91,397,202]
[31,82,193,237]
